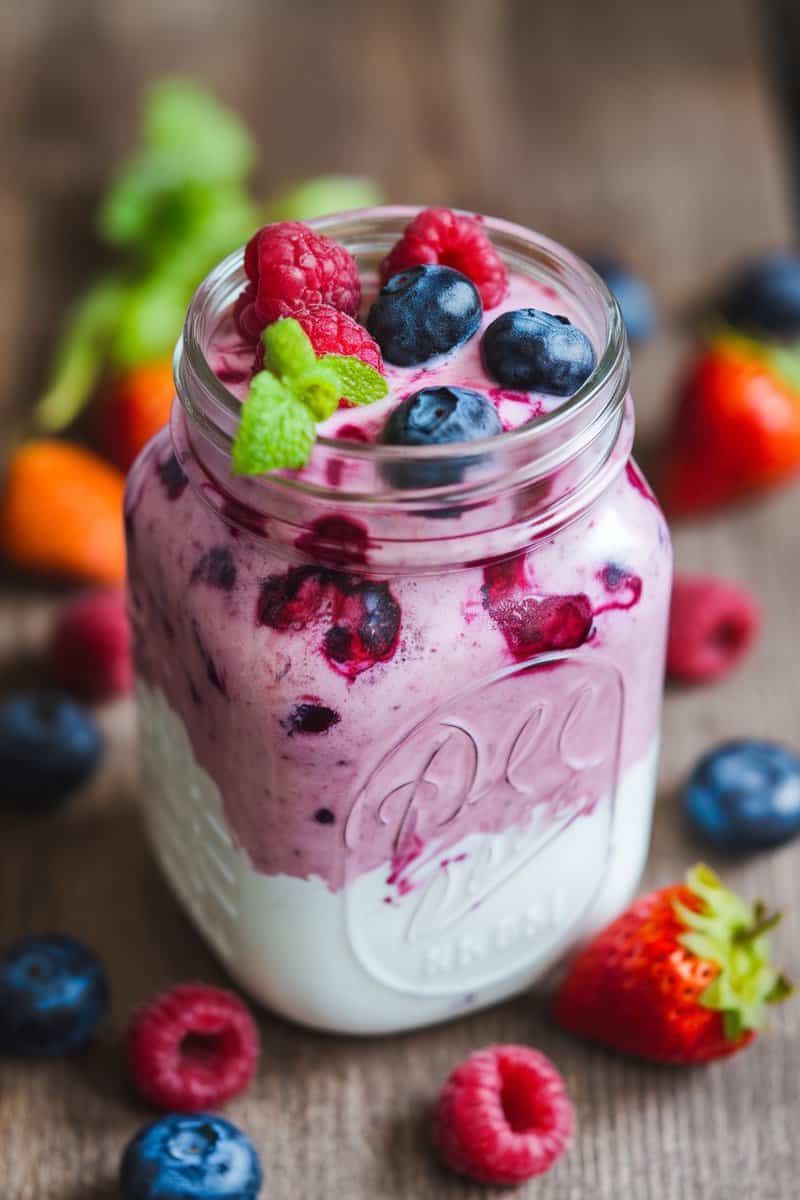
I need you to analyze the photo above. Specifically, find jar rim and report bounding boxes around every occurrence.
[176,206,630,499]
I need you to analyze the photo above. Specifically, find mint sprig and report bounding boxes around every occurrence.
[32,75,383,433]
[232,319,388,475]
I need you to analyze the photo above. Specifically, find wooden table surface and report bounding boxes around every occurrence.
[2,2,800,1197]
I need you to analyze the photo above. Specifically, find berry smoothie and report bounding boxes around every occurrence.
[127,207,672,1033]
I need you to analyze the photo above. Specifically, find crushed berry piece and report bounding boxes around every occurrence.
[289,702,340,734]
[191,546,237,591]
[295,515,368,567]
[482,562,592,659]
[595,563,643,613]
[257,566,401,677]
[157,453,188,500]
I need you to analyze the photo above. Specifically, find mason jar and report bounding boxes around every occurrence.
[125,208,672,1034]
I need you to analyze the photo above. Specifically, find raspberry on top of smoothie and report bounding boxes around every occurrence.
[219,209,599,476]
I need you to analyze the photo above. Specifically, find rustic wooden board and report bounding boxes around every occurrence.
[1,2,799,1197]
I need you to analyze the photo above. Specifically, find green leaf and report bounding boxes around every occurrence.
[320,354,388,405]
[232,372,316,474]
[675,864,792,1040]
[144,79,255,181]
[263,174,383,223]
[262,318,317,381]
[109,271,191,369]
[100,79,255,249]
[296,365,343,420]
[34,277,127,431]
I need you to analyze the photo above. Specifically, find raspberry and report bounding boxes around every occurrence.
[252,304,384,381]
[380,208,508,308]
[239,221,361,339]
[434,1045,574,1185]
[667,574,760,684]
[126,984,259,1112]
[50,589,132,701]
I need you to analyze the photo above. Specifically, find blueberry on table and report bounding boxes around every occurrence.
[119,1114,262,1200]
[0,692,103,813]
[588,255,657,342]
[719,252,800,339]
[684,740,800,850]
[0,934,109,1056]
[366,264,482,366]
[379,386,502,488]
[482,308,596,397]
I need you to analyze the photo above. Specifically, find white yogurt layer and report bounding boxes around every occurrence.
[139,681,659,1034]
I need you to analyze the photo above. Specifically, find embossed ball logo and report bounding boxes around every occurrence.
[344,654,624,995]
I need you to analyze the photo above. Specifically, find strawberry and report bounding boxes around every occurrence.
[553,864,791,1064]
[659,332,800,516]
[96,360,175,472]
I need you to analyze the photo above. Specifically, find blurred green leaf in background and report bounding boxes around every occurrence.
[35,78,381,433]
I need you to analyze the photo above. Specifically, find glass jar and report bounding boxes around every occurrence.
[126,208,672,1034]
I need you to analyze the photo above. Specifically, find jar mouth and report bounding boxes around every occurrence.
[176,206,629,500]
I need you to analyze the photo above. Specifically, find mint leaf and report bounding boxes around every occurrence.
[232,372,316,475]
[320,354,388,405]
[263,318,317,381]
[263,174,383,223]
[297,365,343,420]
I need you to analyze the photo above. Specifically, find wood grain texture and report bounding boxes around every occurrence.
[1,2,799,1197]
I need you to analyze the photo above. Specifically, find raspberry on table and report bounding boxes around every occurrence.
[238,221,361,338]
[380,207,508,308]
[126,983,260,1111]
[50,589,133,701]
[434,1044,573,1185]
[667,574,760,684]
[252,304,384,377]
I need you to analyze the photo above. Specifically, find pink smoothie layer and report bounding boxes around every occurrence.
[127,441,671,896]
[209,271,580,439]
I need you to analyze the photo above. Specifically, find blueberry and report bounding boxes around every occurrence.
[482,309,596,396]
[684,740,800,850]
[719,252,800,339]
[0,934,108,1056]
[589,255,657,342]
[119,1114,262,1200]
[0,693,103,812]
[366,265,482,366]
[379,386,502,489]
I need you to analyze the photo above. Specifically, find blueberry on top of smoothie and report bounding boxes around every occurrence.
[482,308,596,396]
[379,386,502,489]
[366,265,482,366]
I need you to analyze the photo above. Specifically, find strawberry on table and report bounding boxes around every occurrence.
[553,864,791,1064]
[660,332,800,516]
[96,359,175,471]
